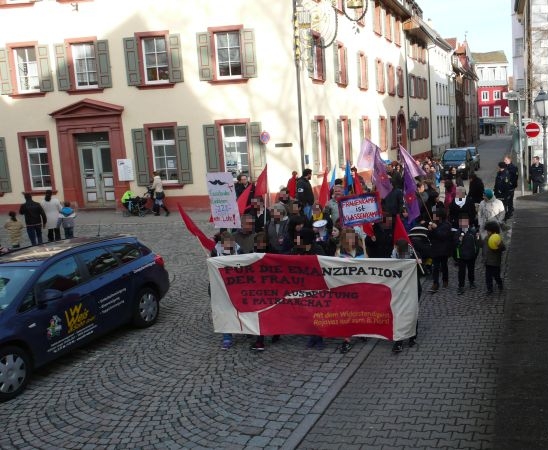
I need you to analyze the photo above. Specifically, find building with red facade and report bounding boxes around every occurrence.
[473,51,510,135]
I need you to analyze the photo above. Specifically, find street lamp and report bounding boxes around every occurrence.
[534,87,548,192]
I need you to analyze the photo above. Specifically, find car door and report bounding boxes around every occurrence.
[76,246,133,331]
[15,255,98,366]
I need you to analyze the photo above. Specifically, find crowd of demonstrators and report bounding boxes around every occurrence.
[209,155,517,354]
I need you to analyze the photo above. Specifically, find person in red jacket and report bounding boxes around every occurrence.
[287,170,298,199]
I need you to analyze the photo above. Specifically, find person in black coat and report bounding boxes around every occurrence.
[529,156,545,194]
[19,193,47,246]
[503,155,518,219]
[448,186,477,228]
[427,207,453,293]
[494,162,512,219]
[296,169,314,219]
[468,173,485,205]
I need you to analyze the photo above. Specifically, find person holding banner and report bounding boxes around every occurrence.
[266,204,290,254]
[210,231,242,350]
[391,238,421,352]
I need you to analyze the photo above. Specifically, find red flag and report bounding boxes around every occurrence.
[236,183,253,215]
[353,173,364,195]
[393,214,411,245]
[361,222,374,237]
[177,204,216,252]
[254,164,268,198]
[318,168,330,208]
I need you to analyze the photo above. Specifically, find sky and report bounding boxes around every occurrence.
[417,0,513,73]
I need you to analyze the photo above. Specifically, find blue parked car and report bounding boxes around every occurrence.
[0,235,169,401]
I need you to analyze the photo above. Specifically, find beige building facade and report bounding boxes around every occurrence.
[0,0,437,212]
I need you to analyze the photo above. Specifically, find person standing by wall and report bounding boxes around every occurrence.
[19,193,47,246]
[151,171,170,216]
[494,162,511,220]
[41,190,62,241]
[4,211,24,248]
[529,156,545,194]
[503,155,518,219]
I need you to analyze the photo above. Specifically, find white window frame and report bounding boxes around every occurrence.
[493,90,501,100]
[214,31,242,79]
[494,106,501,117]
[151,128,178,183]
[481,107,489,117]
[481,91,489,101]
[71,43,98,90]
[221,124,249,179]
[142,36,169,85]
[26,136,51,190]
[14,47,40,93]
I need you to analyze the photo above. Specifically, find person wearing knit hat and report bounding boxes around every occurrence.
[477,188,505,240]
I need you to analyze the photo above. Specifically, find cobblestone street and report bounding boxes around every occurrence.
[0,137,516,449]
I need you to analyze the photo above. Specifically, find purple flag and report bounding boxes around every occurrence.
[356,139,377,171]
[372,148,393,199]
[399,144,426,179]
[403,165,420,224]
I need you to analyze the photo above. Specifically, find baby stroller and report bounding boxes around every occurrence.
[122,189,154,217]
[408,226,432,275]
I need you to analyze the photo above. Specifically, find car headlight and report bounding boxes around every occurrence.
[458,163,466,170]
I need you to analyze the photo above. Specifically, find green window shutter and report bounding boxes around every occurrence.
[348,119,353,161]
[241,29,257,79]
[0,48,13,95]
[123,37,141,86]
[168,34,184,83]
[0,137,12,193]
[176,126,192,184]
[54,43,71,91]
[203,124,220,172]
[37,45,53,92]
[308,33,314,78]
[132,128,150,186]
[95,40,112,88]
[337,119,344,168]
[249,122,265,179]
[359,117,364,141]
[196,32,213,81]
[334,46,340,84]
[325,119,331,170]
[311,120,319,174]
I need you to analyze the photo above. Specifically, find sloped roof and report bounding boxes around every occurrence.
[471,51,508,64]
[446,38,457,49]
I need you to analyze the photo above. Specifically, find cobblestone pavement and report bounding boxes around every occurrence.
[0,137,514,449]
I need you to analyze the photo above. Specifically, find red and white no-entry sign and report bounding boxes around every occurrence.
[525,122,541,138]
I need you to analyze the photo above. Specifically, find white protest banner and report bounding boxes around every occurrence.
[207,253,418,341]
[206,172,240,229]
[338,193,383,227]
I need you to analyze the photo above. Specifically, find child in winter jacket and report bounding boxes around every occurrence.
[483,221,506,294]
[56,202,77,239]
[4,211,24,248]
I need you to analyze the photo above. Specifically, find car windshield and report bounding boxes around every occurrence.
[0,267,35,311]
[443,150,466,161]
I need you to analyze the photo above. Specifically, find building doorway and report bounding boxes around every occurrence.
[77,133,116,207]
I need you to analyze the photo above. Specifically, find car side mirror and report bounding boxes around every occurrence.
[37,289,64,305]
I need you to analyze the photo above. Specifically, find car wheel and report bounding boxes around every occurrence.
[133,287,159,328]
[0,346,31,402]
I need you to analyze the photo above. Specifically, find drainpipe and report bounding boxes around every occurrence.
[293,0,306,172]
